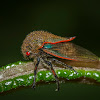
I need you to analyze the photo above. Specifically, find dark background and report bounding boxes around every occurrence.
[0,0,100,99]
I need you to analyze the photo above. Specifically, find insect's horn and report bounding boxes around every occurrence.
[69,36,76,41]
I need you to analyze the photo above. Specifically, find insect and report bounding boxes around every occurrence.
[21,31,99,91]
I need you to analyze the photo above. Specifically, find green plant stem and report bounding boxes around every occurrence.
[0,61,100,93]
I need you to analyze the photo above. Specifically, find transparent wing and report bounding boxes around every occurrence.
[42,42,99,62]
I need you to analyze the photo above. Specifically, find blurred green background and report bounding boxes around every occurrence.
[0,0,100,99]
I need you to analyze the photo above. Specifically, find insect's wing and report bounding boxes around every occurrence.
[42,42,99,62]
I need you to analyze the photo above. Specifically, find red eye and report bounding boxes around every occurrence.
[26,52,30,56]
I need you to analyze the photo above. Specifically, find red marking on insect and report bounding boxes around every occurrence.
[38,36,76,49]
[52,70,56,76]
[38,36,77,61]
[26,51,30,56]
[35,66,37,70]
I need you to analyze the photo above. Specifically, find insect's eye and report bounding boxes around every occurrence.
[26,51,31,56]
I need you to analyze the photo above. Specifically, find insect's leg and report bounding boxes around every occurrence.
[43,59,59,91]
[52,58,78,74]
[66,65,78,74]
[32,57,40,89]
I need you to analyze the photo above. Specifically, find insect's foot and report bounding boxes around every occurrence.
[32,84,36,89]
[74,70,78,74]
[55,86,59,91]
[55,88,59,92]
[76,71,78,74]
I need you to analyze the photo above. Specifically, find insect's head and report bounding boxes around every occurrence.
[21,31,49,59]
